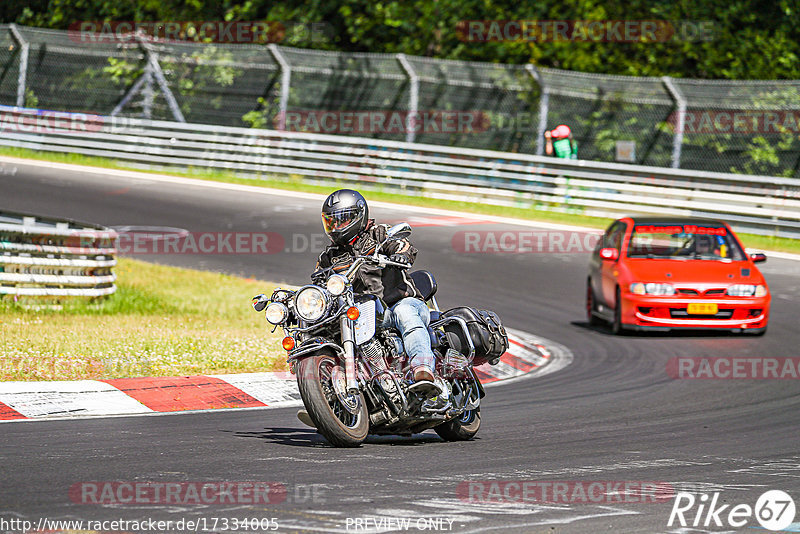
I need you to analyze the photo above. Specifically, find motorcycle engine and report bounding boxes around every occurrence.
[359,338,406,419]
[359,338,387,371]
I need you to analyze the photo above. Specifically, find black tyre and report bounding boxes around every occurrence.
[586,279,602,327]
[434,381,482,441]
[434,407,481,441]
[611,287,627,335]
[296,354,368,447]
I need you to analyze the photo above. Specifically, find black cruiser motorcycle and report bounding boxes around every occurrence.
[252,223,508,447]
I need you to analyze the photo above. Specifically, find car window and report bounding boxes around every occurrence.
[627,223,746,260]
[604,222,626,252]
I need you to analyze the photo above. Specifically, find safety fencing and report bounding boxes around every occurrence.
[1,24,799,176]
[1,105,798,240]
[0,210,117,297]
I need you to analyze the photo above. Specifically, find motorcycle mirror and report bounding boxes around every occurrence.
[252,294,269,312]
[386,222,412,240]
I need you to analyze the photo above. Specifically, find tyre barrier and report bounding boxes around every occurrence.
[0,211,117,297]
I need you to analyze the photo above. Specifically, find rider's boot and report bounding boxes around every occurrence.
[408,365,443,398]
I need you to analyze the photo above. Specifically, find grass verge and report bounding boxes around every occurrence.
[0,258,286,381]
[3,145,798,255]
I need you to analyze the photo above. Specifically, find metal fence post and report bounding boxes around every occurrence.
[110,64,150,117]
[268,44,291,131]
[662,76,686,169]
[8,24,29,108]
[141,61,154,119]
[526,65,549,156]
[135,35,185,123]
[396,54,419,144]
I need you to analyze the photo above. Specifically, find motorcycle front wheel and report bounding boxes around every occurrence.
[296,353,369,447]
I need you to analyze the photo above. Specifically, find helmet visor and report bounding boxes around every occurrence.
[322,207,362,235]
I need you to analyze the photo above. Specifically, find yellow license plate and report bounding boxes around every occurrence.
[687,303,718,315]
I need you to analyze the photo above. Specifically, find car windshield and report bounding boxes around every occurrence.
[627,223,746,261]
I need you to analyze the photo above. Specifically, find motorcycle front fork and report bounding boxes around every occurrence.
[340,315,359,396]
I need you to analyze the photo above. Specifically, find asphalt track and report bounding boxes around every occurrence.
[2,159,800,533]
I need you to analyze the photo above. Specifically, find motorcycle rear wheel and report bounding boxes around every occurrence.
[296,353,369,447]
[434,407,481,441]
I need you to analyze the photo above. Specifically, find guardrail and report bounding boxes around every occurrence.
[1,105,799,239]
[0,211,117,297]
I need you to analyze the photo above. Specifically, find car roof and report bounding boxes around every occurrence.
[624,216,728,227]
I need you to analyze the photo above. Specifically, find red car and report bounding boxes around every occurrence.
[587,217,770,335]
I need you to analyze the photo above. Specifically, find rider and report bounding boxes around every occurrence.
[315,189,441,397]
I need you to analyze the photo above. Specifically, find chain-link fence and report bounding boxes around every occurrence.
[1,24,799,177]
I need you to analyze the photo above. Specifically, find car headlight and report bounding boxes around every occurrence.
[294,286,327,321]
[264,302,288,325]
[326,274,347,296]
[727,284,767,297]
[630,282,676,296]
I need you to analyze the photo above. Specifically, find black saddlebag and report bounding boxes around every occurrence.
[441,307,509,366]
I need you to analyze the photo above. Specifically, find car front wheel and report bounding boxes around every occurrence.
[611,287,627,335]
[586,280,602,327]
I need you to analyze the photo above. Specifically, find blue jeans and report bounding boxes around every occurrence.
[382,297,435,371]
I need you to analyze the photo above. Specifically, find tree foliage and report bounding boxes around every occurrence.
[3,0,798,79]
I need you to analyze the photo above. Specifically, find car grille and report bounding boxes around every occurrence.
[676,288,726,296]
[670,308,734,319]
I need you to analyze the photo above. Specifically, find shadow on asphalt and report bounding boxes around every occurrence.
[228,427,329,447]
[228,427,449,448]
[570,320,763,338]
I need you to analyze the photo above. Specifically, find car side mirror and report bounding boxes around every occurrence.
[599,248,619,261]
[750,252,767,263]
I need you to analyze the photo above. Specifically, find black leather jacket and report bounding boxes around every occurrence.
[315,220,421,306]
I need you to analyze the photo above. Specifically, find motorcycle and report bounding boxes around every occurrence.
[252,223,508,447]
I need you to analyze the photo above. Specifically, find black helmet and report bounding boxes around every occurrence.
[321,189,369,245]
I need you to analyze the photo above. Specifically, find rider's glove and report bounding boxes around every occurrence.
[390,253,410,265]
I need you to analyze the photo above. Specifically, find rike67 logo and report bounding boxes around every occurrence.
[668,490,796,531]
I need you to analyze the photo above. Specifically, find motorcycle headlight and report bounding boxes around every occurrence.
[294,286,327,321]
[727,284,767,297]
[630,282,675,296]
[326,274,347,296]
[265,302,288,325]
